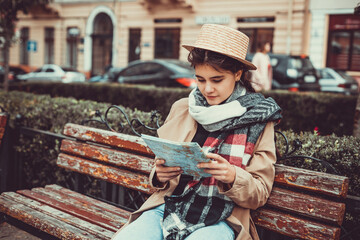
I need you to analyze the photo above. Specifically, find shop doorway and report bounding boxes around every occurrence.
[154,28,180,59]
[128,28,141,63]
[239,28,274,53]
[92,13,113,76]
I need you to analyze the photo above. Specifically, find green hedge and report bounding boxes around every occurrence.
[9,82,190,118]
[9,82,358,136]
[1,90,359,227]
[1,90,162,135]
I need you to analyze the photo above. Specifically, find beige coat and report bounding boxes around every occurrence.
[112,98,276,240]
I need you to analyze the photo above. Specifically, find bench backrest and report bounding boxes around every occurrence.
[57,123,349,240]
[0,112,8,146]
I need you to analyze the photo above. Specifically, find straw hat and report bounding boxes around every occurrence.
[182,24,257,70]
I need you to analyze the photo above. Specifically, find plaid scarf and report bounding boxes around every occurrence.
[162,83,282,240]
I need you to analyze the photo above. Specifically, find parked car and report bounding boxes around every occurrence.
[318,68,359,95]
[17,64,86,83]
[246,53,321,92]
[269,54,321,91]
[0,65,29,83]
[113,59,196,88]
[89,66,124,83]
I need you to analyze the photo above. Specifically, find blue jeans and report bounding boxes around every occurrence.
[112,204,235,240]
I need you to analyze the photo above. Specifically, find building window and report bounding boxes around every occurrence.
[44,27,54,64]
[155,28,180,59]
[20,27,29,65]
[67,27,79,69]
[128,28,141,63]
[327,15,360,71]
[238,28,274,53]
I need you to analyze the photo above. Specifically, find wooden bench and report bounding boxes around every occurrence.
[0,123,349,240]
[0,112,10,193]
[0,112,8,147]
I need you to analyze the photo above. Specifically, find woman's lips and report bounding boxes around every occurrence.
[206,95,217,99]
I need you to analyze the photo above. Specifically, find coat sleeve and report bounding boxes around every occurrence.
[217,122,276,210]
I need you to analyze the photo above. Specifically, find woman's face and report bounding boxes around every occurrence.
[195,64,242,105]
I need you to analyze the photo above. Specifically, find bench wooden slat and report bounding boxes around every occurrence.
[57,153,154,194]
[63,123,154,156]
[0,113,7,128]
[17,188,122,232]
[60,139,155,174]
[45,184,131,220]
[0,113,8,145]
[0,192,114,239]
[31,187,129,225]
[252,208,341,240]
[267,187,345,225]
[274,164,349,198]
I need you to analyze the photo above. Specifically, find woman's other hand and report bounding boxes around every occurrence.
[155,158,183,183]
[197,153,236,184]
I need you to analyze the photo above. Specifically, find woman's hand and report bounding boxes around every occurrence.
[197,153,236,184]
[155,158,183,183]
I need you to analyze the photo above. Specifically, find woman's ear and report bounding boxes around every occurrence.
[235,70,243,82]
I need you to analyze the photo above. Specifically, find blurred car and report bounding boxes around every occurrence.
[269,54,321,92]
[89,66,124,83]
[0,65,29,83]
[318,68,359,95]
[18,64,86,83]
[114,59,196,88]
[246,53,321,92]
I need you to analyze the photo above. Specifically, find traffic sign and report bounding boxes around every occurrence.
[27,40,37,52]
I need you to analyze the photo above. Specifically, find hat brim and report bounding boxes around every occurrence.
[182,44,257,70]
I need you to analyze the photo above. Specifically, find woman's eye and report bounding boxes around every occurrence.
[213,79,223,83]
[197,79,205,83]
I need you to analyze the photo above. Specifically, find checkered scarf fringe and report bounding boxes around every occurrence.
[162,84,282,240]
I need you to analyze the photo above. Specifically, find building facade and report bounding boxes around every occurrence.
[5,0,319,78]
[309,0,360,79]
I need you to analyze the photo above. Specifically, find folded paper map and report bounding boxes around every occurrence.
[141,134,211,178]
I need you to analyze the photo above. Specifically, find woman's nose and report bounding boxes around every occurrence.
[205,83,214,93]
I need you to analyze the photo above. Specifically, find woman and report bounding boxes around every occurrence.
[112,24,282,240]
[251,41,273,91]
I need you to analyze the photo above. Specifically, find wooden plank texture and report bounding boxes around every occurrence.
[17,188,123,232]
[44,184,131,220]
[252,208,341,240]
[274,164,349,198]
[0,113,7,128]
[0,192,114,239]
[0,113,7,145]
[62,123,154,156]
[60,139,155,174]
[57,153,154,194]
[0,129,4,144]
[267,187,345,225]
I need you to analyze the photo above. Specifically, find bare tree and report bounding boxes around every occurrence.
[0,0,50,91]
